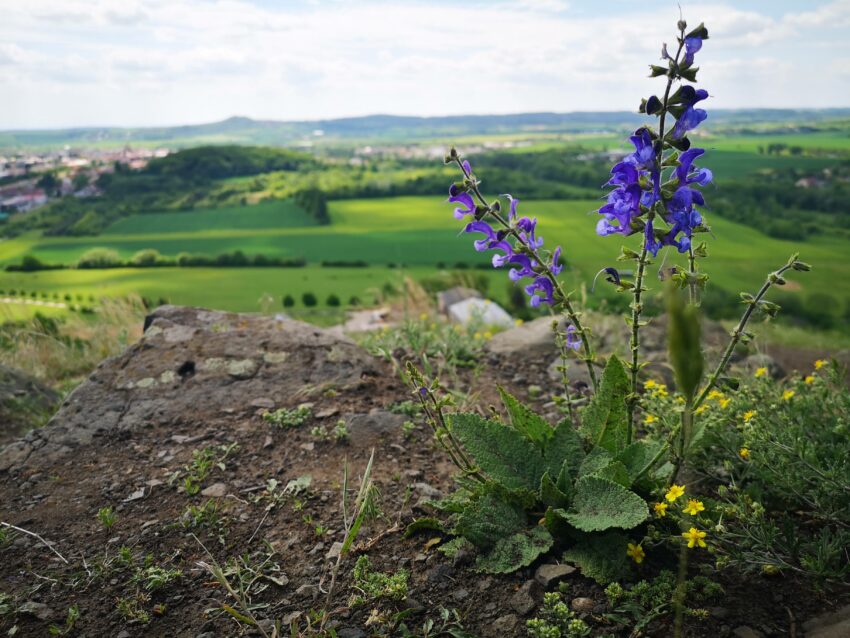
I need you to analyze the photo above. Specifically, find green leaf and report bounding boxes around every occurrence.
[616,440,663,484]
[450,412,545,492]
[666,285,704,401]
[563,531,631,585]
[544,418,585,480]
[498,386,552,447]
[593,460,631,488]
[540,471,571,509]
[559,476,648,532]
[556,461,573,498]
[437,537,473,559]
[454,488,526,549]
[580,356,630,454]
[404,517,444,538]
[475,526,553,574]
[578,447,613,478]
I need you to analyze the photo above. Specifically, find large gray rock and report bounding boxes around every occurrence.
[0,305,380,473]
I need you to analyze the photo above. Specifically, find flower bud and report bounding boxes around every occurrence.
[677,19,687,32]
[792,260,811,271]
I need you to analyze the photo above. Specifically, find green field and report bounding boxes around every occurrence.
[2,195,847,316]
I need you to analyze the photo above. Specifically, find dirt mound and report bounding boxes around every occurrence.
[0,306,840,637]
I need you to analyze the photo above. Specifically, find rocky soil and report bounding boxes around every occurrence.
[0,306,846,637]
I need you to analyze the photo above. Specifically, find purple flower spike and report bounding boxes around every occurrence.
[551,246,563,276]
[683,36,703,66]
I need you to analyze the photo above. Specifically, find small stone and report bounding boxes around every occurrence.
[251,397,275,409]
[201,482,227,497]
[295,584,318,599]
[490,614,519,635]
[452,588,470,602]
[337,628,366,638]
[117,631,131,638]
[528,385,543,398]
[534,563,576,588]
[124,488,145,502]
[326,542,344,561]
[510,580,539,616]
[300,442,315,451]
[19,601,50,620]
[732,627,763,638]
[570,597,594,613]
[263,435,273,449]
[316,407,339,419]
[412,482,442,499]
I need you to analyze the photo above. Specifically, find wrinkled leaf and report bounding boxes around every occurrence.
[578,447,613,478]
[498,386,552,447]
[563,531,631,584]
[580,356,630,454]
[450,412,545,492]
[616,440,663,484]
[454,488,526,549]
[540,471,571,509]
[559,476,648,532]
[475,526,553,574]
[545,418,585,480]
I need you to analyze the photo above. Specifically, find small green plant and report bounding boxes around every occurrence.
[398,607,476,638]
[132,557,183,592]
[310,419,350,442]
[180,499,228,545]
[349,555,409,607]
[171,442,238,496]
[48,605,80,636]
[97,506,117,531]
[263,404,312,428]
[526,592,590,638]
[116,593,151,624]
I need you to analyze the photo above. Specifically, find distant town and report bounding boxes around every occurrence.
[0,147,169,218]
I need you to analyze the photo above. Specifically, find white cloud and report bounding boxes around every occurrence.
[1,0,848,128]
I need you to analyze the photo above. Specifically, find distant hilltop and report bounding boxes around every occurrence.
[2,108,850,151]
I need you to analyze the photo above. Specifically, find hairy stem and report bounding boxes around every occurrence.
[687,245,698,305]
[693,260,795,410]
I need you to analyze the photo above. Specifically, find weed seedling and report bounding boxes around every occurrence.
[263,404,312,428]
[97,506,116,532]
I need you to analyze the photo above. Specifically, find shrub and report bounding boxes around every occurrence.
[302,292,318,307]
[77,247,122,269]
[282,294,295,308]
[326,294,341,307]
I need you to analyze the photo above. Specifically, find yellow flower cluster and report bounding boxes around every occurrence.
[814,359,827,370]
[804,375,815,385]
[782,389,795,401]
[755,367,768,378]
[643,379,669,398]
[742,410,756,422]
[739,447,750,460]
[644,414,658,425]
[654,485,709,549]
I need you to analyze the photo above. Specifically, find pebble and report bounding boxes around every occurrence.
[295,584,318,598]
[19,601,50,620]
[534,563,576,588]
[452,588,470,602]
[490,614,519,635]
[803,605,850,638]
[510,580,539,616]
[337,628,366,638]
[570,597,595,613]
[200,482,227,497]
[732,627,763,638]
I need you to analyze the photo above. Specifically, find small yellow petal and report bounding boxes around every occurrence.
[739,447,750,460]
[814,359,827,370]
[804,375,815,385]
[665,484,685,502]
[755,367,768,378]
[782,390,795,401]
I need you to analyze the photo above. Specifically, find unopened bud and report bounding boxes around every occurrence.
[490,200,501,213]
[792,260,811,271]
[448,146,458,159]
[677,19,687,32]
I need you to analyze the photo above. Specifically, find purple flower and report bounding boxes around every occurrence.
[551,246,563,276]
[448,184,475,220]
[607,161,640,187]
[683,36,703,66]
[671,87,709,139]
[677,147,713,186]
[629,128,656,169]
[644,217,662,257]
[597,183,642,234]
[516,216,544,249]
[565,325,581,351]
[507,253,536,282]
[525,276,554,307]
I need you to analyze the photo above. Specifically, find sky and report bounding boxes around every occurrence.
[2,0,849,130]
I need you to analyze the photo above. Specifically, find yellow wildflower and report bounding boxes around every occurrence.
[419,312,428,321]
[707,390,725,401]
[782,390,795,401]
[675,396,686,405]
[483,331,493,340]
[804,375,815,385]
[742,410,756,422]
[814,359,827,370]
[719,398,731,409]
[644,414,658,425]
[755,367,768,378]
[655,385,669,398]
[683,499,706,516]
[665,484,685,502]
[739,447,750,460]
[694,405,709,415]
[682,527,707,549]
[473,332,482,340]
[653,502,668,517]
[626,542,646,564]
[644,380,658,390]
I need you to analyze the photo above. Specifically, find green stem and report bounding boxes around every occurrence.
[671,397,693,485]
[687,245,698,306]
[693,260,794,410]
[627,242,650,444]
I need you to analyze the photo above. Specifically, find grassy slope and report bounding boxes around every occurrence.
[1,195,845,314]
